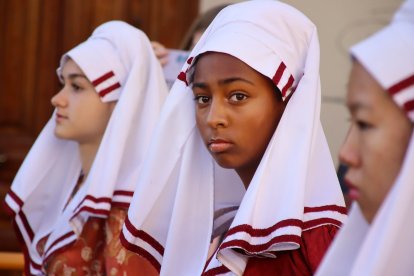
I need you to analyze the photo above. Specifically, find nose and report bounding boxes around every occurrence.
[51,87,67,108]
[339,124,360,168]
[206,98,228,129]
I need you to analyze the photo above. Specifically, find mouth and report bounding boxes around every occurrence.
[56,113,67,122]
[207,138,233,153]
[344,178,360,201]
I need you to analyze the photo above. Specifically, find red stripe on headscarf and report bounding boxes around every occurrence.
[98,82,121,98]
[92,71,115,87]
[177,71,188,86]
[388,74,414,95]
[404,99,414,112]
[281,75,294,97]
[272,62,286,86]
[124,215,165,256]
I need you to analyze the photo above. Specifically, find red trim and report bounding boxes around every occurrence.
[4,202,42,275]
[92,71,115,86]
[220,234,302,254]
[177,71,188,86]
[113,190,134,197]
[225,219,302,237]
[272,62,286,86]
[124,215,165,256]
[304,204,347,215]
[75,195,112,210]
[404,99,414,113]
[303,218,342,230]
[5,192,35,241]
[18,210,35,241]
[71,206,110,220]
[43,231,75,258]
[111,201,130,209]
[43,239,77,267]
[388,74,414,95]
[187,56,194,64]
[98,82,121,98]
[7,190,24,207]
[203,264,231,276]
[119,230,161,273]
[281,75,294,97]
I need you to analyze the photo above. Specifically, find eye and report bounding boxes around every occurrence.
[356,120,372,130]
[194,95,211,104]
[71,83,82,92]
[229,92,247,102]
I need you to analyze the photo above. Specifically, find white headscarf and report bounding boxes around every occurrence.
[316,1,414,275]
[121,1,346,275]
[4,21,168,275]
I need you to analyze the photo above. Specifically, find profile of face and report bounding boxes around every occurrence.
[51,58,116,145]
[192,52,286,186]
[340,60,413,223]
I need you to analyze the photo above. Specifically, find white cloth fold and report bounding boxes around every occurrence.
[122,1,346,275]
[5,21,168,275]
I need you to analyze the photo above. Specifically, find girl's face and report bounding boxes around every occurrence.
[51,58,115,145]
[192,52,286,186]
[340,60,413,223]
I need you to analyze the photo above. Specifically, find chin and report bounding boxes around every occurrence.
[54,129,71,140]
[212,155,238,169]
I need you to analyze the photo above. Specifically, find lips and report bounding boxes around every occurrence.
[344,178,360,201]
[208,138,233,153]
[56,113,67,122]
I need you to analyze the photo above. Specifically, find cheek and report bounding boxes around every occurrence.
[195,109,208,140]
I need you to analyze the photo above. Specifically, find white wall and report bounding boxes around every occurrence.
[199,0,403,166]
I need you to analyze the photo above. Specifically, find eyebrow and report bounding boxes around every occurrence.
[348,101,372,112]
[68,73,88,80]
[59,73,88,82]
[192,77,254,89]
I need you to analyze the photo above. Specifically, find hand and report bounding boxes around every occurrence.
[151,41,169,66]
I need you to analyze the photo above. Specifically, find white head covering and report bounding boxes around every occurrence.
[4,21,168,275]
[316,1,414,275]
[121,1,346,275]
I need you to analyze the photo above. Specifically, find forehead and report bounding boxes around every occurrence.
[193,52,259,81]
[347,60,388,111]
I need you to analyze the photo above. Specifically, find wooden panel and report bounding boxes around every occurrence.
[0,0,198,253]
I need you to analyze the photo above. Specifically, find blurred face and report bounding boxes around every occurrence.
[190,30,204,50]
[339,60,413,223]
[51,58,115,145]
[192,52,286,187]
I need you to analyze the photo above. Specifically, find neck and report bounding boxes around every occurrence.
[78,140,101,178]
[236,166,256,189]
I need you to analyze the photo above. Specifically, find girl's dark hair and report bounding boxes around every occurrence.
[179,4,229,50]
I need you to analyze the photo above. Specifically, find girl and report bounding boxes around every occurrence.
[317,1,414,275]
[5,21,167,275]
[122,1,346,275]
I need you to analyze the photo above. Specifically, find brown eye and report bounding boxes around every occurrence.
[229,93,247,102]
[194,95,211,104]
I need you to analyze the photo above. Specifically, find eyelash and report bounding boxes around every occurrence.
[193,92,248,105]
[229,92,247,102]
[71,83,81,91]
[194,95,210,104]
[356,120,371,130]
